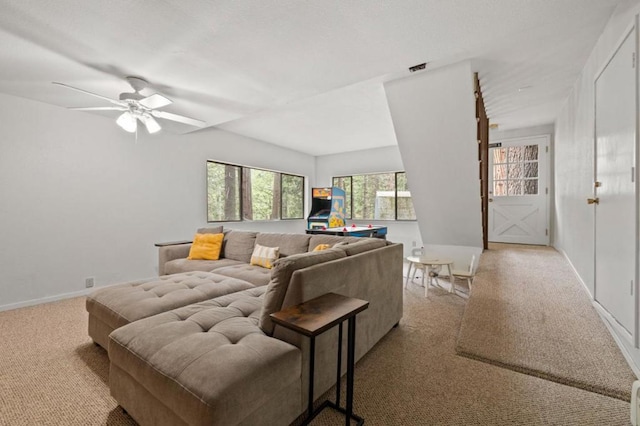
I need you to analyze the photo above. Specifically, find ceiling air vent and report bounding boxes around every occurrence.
[409,62,427,72]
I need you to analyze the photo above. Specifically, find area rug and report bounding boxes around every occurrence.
[456,243,636,401]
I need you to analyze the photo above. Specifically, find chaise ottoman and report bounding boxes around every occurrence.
[108,286,302,426]
[86,271,256,349]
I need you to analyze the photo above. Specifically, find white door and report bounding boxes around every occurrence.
[594,27,637,335]
[488,135,550,245]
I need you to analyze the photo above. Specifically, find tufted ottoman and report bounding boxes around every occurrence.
[108,286,302,426]
[86,271,256,349]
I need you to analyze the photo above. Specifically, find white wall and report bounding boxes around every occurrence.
[384,61,483,256]
[554,2,640,296]
[490,124,554,142]
[0,93,315,310]
[554,1,640,370]
[315,145,424,257]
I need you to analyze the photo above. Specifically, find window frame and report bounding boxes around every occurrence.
[332,171,416,221]
[206,160,305,222]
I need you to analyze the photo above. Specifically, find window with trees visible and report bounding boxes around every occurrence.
[207,161,304,222]
[332,172,416,221]
[491,145,539,196]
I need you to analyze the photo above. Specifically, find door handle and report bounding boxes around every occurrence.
[488,198,493,202]
[587,197,599,205]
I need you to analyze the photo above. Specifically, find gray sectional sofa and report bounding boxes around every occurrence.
[87,229,403,426]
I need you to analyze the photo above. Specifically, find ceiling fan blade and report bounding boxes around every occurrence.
[138,93,172,109]
[52,82,126,107]
[151,110,206,128]
[70,106,127,111]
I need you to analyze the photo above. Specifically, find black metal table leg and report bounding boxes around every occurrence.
[346,316,356,426]
[308,336,315,420]
[336,322,342,406]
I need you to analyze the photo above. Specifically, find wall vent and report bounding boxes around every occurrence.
[409,63,427,72]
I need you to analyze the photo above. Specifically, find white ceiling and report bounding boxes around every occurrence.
[0,0,625,155]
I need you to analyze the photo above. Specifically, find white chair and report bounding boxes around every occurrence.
[451,255,476,291]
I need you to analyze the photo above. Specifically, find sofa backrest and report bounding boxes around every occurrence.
[307,235,360,251]
[259,248,347,335]
[196,226,224,235]
[255,233,311,257]
[334,238,387,255]
[223,230,258,263]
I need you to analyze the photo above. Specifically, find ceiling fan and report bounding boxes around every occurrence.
[53,77,206,134]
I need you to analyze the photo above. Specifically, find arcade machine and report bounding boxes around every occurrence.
[307,187,345,230]
[306,187,388,238]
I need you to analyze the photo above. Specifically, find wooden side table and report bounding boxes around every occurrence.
[270,293,369,426]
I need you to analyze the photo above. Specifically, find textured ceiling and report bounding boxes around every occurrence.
[0,0,626,155]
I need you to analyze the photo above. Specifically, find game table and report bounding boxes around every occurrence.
[306,225,387,239]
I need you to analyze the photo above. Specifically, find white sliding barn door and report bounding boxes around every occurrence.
[488,135,550,245]
[594,25,637,335]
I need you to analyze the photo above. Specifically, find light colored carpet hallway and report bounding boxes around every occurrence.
[457,243,637,402]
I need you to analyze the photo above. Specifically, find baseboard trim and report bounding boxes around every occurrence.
[0,282,127,313]
[556,246,593,299]
[594,302,640,379]
[556,245,640,378]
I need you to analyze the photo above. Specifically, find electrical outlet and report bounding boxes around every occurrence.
[412,241,417,247]
[85,277,95,288]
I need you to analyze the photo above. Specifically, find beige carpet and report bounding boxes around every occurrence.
[0,277,632,425]
[456,243,636,402]
[0,298,135,426]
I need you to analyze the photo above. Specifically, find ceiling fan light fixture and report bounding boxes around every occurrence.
[116,111,137,133]
[140,113,161,134]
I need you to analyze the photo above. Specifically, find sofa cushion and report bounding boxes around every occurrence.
[223,230,258,262]
[163,258,244,275]
[336,238,387,256]
[197,225,224,234]
[255,233,311,257]
[108,286,301,426]
[307,235,360,252]
[214,264,272,286]
[86,272,256,333]
[259,248,347,335]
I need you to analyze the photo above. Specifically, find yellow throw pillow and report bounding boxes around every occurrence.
[187,233,224,260]
[312,244,331,251]
[250,244,280,269]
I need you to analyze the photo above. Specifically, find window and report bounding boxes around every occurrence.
[207,161,304,222]
[281,174,305,219]
[492,145,539,196]
[207,162,241,221]
[396,172,416,220]
[332,172,416,221]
